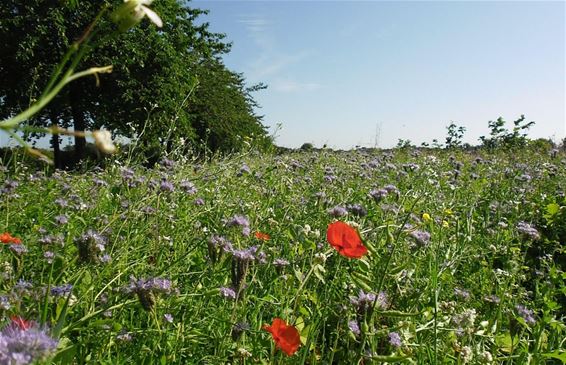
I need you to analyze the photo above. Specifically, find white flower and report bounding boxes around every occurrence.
[112,0,163,32]
[93,130,116,154]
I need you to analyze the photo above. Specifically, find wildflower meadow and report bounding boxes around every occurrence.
[1,146,565,364]
[1,1,564,364]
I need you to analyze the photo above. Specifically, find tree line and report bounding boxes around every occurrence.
[0,0,272,168]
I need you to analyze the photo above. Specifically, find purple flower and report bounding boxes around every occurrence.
[328,206,348,218]
[238,164,251,175]
[369,189,388,201]
[163,314,174,323]
[0,319,59,364]
[225,215,250,228]
[388,332,402,348]
[348,320,360,336]
[122,276,175,311]
[123,277,173,295]
[50,284,73,297]
[116,331,132,342]
[346,204,367,217]
[9,244,28,256]
[43,251,55,264]
[159,180,174,192]
[350,290,388,312]
[454,288,471,301]
[219,287,236,300]
[409,230,431,246]
[516,222,540,241]
[273,258,290,268]
[483,295,500,304]
[180,180,197,194]
[0,296,10,310]
[232,246,257,262]
[194,198,205,206]
[54,215,68,225]
[515,304,536,325]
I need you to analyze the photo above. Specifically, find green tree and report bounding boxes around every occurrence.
[445,122,466,149]
[0,0,271,167]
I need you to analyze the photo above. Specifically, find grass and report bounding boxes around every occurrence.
[0,146,565,364]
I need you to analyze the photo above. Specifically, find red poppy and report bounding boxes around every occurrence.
[263,318,301,356]
[10,316,33,331]
[0,232,21,244]
[254,231,270,241]
[326,221,367,259]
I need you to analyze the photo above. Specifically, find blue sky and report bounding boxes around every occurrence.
[192,0,565,149]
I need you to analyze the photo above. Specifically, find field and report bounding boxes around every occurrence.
[0,146,565,364]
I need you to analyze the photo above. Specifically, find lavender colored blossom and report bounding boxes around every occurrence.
[9,244,28,256]
[348,320,360,336]
[350,290,388,312]
[515,304,536,325]
[369,189,388,201]
[273,258,290,268]
[100,254,112,264]
[163,314,174,323]
[43,251,55,264]
[123,277,173,295]
[388,332,402,348]
[232,246,257,262]
[219,287,237,300]
[50,284,73,297]
[346,204,367,217]
[328,206,348,218]
[383,184,400,195]
[225,215,250,228]
[0,296,10,310]
[194,198,205,206]
[122,276,175,311]
[180,180,197,194]
[159,180,174,192]
[238,164,251,175]
[54,215,68,225]
[54,198,68,208]
[409,230,431,246]
[116,331,132,342]
[516,222,540,240]
[454,288,471,301]
[0,320,59,364]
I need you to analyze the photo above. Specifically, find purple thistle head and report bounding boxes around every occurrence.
[388,332,402,348]
[369,189,388,201]
[328,206,348,218]
[180,180,197,194]
[159,180,174,193]
[348,320,360,336]
[163,314,174,323]
[346,204,367,217]
[516,222,540,241]
[50,284,73,297]
[409,230,431,246]
[219,287,237,300]
[9,244,28,256]
[0,320,59,364]
[225,215,250,228]
[515,304,536,325]
[55,214,69,226]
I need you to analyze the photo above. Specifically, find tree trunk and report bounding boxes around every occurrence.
[70,83,86,162]
[50,112,61,169]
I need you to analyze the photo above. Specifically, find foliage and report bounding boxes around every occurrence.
[445,122,466,149]
[1,145,564,363]
[0,0,271,165]
[479,115,535,149]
